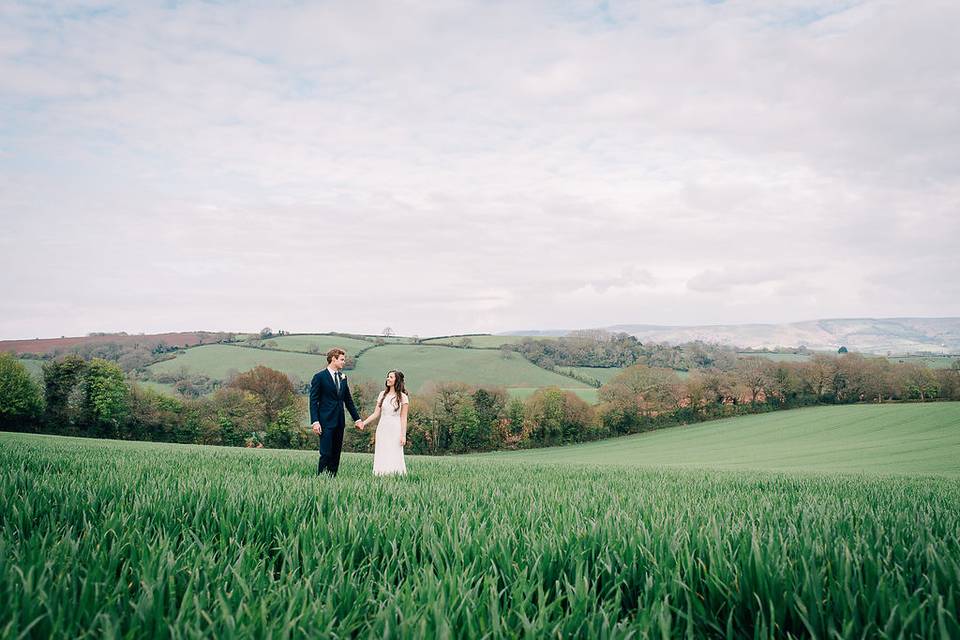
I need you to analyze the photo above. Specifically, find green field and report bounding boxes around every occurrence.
[147,344,327,385]
[422,335,555,348]
[737,351,813,362]
[888,354,959,369]
[3,403,960,638]
[16,358,43,380]
[263,334,372,354]
[350,344,593,394]
[137,380,179,396]
[487,403,960,475]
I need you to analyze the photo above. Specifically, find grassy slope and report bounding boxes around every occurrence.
[265,334,372,353]
[147,344,327,383]
[422,335,555,348]
[483,402,960,475]
[351,344,592,393]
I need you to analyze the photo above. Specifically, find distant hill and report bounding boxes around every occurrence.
[0,332,233,355]
[504,318,960,355]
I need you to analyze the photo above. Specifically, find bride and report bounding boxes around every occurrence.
[361,370,409,476]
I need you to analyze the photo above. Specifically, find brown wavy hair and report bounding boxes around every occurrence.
[378,370,407,411]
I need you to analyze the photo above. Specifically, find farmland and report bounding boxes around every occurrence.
[147,344,327,385]
[263,334,373,354]
[351,344,593,394]
[422,335,552,348]
[2,403,959,637]
[485,402,960,475]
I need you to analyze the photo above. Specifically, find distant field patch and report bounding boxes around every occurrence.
[147,344,327,384]
[137,380,179,396]
[16,358,43,380]
[486,403,960,475]
[422,335,551,348]
[737,352,812,362]
[265,334,372,354]
[351,344,592,393]
[888,355,959,369]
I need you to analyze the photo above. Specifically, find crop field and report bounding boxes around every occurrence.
[147,344,327,385]
[264,334,373,354]
[3,403,959,638]
[350,344,593,394]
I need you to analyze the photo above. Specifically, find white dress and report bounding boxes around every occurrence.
[373,391,408,476]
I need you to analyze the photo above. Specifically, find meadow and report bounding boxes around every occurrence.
[147,344,328,385]
[350,344,593,395]
[264,334,373,354]
[2,403,959,638]
[422,335,552,348]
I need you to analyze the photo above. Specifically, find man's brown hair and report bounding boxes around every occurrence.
[326,348,346,364]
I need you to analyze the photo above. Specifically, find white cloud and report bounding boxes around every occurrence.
[1,0,958,339]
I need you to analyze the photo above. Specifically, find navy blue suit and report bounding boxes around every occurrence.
[309,368,361,476]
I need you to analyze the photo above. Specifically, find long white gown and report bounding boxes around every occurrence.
[373,391,408,476]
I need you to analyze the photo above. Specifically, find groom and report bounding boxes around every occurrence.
[310,347,364,476]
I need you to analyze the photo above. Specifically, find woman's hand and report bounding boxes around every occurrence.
[400,437,406,447]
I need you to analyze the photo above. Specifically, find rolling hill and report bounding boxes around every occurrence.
[505,317,960,355]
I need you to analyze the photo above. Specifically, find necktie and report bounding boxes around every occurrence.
[335,371,342,392]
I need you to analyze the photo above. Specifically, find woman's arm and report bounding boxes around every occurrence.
[362,404,381,428]
[400,402,409,445]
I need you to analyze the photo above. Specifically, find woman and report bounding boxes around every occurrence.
[361,370,408,476]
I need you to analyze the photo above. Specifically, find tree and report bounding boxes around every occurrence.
[81,359,129,436]
[259,327,273,339]
[42,354,87,431]
[0,353,44,431]
[228,366,298,424]
[382,327,394,337]
[459,337,473,349]
[838,346,848,354]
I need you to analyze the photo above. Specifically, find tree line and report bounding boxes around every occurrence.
[3,350,958,455]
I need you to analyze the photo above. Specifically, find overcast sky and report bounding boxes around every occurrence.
[2,1,958,339]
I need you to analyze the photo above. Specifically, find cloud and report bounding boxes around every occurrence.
[1,0,959,338]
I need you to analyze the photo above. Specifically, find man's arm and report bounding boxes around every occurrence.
[309,374,322,432]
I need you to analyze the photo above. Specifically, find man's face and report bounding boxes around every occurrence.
[332,354,346,370]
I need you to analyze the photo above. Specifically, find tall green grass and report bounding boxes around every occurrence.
[2,431,959,638]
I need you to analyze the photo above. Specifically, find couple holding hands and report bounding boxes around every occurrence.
[309,348,408,477]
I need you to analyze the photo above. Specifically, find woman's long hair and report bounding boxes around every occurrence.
[379,370,407,411]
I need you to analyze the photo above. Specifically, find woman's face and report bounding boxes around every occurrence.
[386,371,396,387]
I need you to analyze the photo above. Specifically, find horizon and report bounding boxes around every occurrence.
[3,313,960,344]
[3,2,959,339]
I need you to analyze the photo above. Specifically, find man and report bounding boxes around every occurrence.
[310,348,364,476]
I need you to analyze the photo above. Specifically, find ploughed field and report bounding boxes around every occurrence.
[3,403,960,638]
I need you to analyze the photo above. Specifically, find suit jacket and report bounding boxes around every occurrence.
[309,368,361,429]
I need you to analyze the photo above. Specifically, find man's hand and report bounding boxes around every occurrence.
[312,421,322,436]
[355,419,365,430]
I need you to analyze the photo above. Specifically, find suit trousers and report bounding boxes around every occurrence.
[317,426,346,476]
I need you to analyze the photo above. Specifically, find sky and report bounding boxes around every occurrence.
[1,0,958,340]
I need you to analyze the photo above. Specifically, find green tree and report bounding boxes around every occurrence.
[42,354,87,431]
[0,353,45,431]
[81,359,129,436]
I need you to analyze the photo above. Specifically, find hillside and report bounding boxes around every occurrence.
[0,331,233,355]
[484,403,960,475]
[606,317,960,354]
[350,344,592,396]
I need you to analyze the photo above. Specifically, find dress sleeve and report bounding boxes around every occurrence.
[401,392,409,405]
